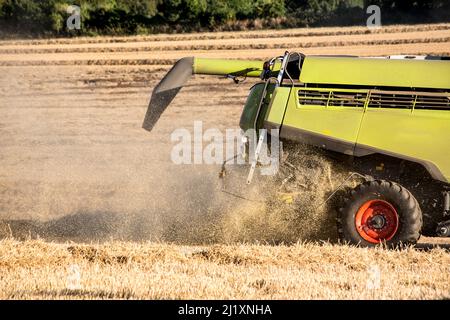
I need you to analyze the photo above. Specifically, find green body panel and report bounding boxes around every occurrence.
[356,108,450,182]
[301,57,450,89]
[193,58,276,77]
[239,83,275,131]
[239,83,265,131]
[280,87,367,155]
[275,86,450,182]
[265,87,291,127]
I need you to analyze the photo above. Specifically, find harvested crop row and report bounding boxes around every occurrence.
[2,29,449,52]
[1,23,449,46]
[1,35,449,54]
[1,43,449,66]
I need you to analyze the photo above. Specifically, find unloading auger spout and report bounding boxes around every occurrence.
[142,57,269,131]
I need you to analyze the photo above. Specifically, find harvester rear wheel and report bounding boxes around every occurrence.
[337,180,422,247]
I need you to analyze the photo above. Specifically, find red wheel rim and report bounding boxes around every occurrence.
[355,199,399,244]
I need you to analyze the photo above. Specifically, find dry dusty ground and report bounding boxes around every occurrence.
[0,23,449,299]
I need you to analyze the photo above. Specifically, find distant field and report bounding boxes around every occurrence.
[0,24,449,299]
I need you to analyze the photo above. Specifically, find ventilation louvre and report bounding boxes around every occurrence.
[368,90,450,110]
[298,88,450,110]
[298,89,367,108]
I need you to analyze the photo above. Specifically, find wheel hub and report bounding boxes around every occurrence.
[369,214,386,229]
[355,199,399,244]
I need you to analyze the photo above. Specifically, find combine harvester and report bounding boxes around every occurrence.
[143,52,450,247]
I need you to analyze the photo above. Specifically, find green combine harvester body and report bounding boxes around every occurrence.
[243,56,450,183]
[143,52,450,246]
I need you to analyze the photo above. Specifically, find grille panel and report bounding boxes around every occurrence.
[297,88,450,110]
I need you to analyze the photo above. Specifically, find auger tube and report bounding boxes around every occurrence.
[142,57,270,131]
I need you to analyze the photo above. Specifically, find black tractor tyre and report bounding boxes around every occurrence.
[337,180,422,248]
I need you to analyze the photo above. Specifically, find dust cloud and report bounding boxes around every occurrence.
[0,145,350,244]
[0,63,352,244]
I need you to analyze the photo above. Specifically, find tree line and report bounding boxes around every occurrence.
[0,0,449,37]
